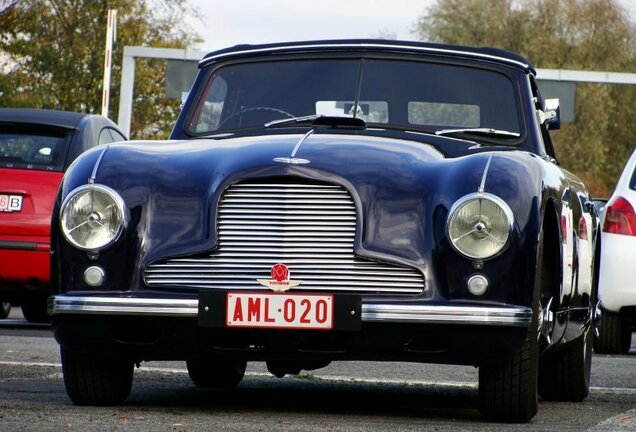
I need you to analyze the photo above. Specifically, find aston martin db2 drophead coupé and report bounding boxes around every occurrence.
[49,40,599,423]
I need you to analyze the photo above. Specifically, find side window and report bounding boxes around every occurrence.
[108,128,127,142]
[98,128,127,145]
[191,76,227,133]
[98,128,114,145]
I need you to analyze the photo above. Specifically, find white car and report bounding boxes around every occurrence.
[595,149,636,354]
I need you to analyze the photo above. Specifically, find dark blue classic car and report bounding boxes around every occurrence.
[49,40,599,422]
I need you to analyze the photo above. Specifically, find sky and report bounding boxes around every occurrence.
[187,0,636,54]
[186,0,435,53]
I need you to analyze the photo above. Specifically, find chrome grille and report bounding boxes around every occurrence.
[144,181,424,295]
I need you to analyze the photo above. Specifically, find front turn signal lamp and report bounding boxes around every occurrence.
[447,193,514,260]
[60,184,126,251]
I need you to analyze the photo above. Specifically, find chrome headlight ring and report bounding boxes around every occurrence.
[446,193,514,260]
[60,184,127,251]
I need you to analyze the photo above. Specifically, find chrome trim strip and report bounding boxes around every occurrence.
[89,145,110,184]
[362,304,532,327]
[199,43,530,71]
[49,295,532,327]
[291,129,314,157]
[478,152,494,195]
[49,296,198,317]
[273,131,314,164]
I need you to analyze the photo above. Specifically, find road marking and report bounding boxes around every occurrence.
[3,360,636,396]
[2,360,60,368]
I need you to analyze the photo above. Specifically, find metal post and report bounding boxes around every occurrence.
[116,47,205,137]
[101,9,117,118]
[117,49,136,137]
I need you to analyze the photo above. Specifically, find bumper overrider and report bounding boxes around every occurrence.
[49,293,532,365]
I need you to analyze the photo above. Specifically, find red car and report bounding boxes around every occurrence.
[0,109,126,322]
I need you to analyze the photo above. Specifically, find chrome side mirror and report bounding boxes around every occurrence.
[543,98,561,130]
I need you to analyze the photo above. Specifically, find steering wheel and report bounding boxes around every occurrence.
[217,106,294,129]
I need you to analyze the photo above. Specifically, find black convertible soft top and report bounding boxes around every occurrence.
[0,108,87,130]
[200,39,535,74]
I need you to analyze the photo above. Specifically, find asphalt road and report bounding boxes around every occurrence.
[2,307,636,431]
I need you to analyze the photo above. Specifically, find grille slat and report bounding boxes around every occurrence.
[218,222,356,229]
[144,277,424,287]
[209,253,356,259]
[148,260,414,270]
[144,181,424,295]
[220,215,356,221]
[220,242,352,248]
[219,235,354,241]
[146,268,420,277]
[145,269,421,282]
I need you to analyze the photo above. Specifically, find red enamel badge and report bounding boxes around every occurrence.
[271,263,289,282]
[257,263,302,292]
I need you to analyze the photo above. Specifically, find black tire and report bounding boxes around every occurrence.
[593,307,631,354]
[21,297,49,323]
[0,302,11,319]
[538,324,592,401]
[61,347,134,406]
[186,358,246,388]
[478,226,547,423]
[478,324,539,423]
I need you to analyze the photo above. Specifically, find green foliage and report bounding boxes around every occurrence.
[0,0,201,139]
[415,0,636,197]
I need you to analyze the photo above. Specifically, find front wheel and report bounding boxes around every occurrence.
[478,325,539,423]
[61,347,134,405]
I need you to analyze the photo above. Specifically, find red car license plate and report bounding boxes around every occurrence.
[0,194,22,212]
[226,292,334,330]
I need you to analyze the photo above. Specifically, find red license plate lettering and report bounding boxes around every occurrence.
[226,293,333,330]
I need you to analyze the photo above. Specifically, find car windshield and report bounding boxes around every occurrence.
[0,125,71,171]
[187,58,522,140]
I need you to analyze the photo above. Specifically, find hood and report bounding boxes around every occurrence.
[63,132,496,266]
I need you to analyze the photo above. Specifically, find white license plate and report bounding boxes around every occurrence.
[0,194,22,212]
[226,292,334,330]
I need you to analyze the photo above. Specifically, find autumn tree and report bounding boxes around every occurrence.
[0,0,201,139]
[415,0,636,196]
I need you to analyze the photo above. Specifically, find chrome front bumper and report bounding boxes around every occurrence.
[49,295,532,327]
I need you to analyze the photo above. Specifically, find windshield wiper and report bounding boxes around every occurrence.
[264,114,322,128]
[265,115,366,129]
[435,128,520,138]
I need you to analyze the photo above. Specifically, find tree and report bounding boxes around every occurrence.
[415,0,636,197]
[0,0,201,139]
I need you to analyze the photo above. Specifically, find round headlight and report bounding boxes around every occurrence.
[447,193,514,260]
[60,184,126,251]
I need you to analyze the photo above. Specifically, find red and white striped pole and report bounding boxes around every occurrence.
[101,9,117,117]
